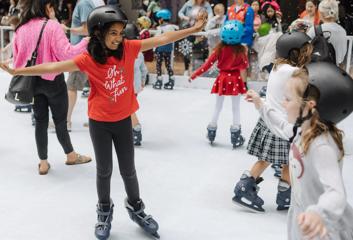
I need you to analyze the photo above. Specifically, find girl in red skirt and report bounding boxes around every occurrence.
[189,20,248,148]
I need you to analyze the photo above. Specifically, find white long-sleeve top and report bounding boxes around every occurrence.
[258,103,353,240]
[265,64,298,120]
[133,52,148,94]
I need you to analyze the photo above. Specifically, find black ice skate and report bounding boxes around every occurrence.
[207,124,217,144]
[133,124,142,146]
[153,77,163,90]
[230,126,245,149]
[95,200,114,240]
[82,87,90,98]
[259,86,267,98]
[125,198,160,239]
[163,77,175,90]
[276,180,291,211]
[31,113,35,126]
[232,171,265,213]
[14,104,32,113]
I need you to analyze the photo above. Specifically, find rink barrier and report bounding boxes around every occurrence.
[0,25,14,62]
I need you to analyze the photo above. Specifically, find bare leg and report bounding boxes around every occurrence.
[131,113,140,128]
[281,165,291,184]
[67,89,77,124]
[249,160,270,179]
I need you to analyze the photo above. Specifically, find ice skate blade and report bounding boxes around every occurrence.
[151,232,160,239]
[276,205,289,211]
[232,197,265,213]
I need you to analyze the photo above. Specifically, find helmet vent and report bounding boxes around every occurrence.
[105,10,116,14]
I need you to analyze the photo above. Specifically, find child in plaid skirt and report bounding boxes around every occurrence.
[232,32,313,212]
[246,65,353,240]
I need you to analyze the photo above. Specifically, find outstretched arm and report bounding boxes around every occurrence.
[140,11,207,52]
[0,60,79,76]
[190,51,218,80]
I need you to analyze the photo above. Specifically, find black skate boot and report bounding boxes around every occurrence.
[153,77,163,90]
[125,198,160,239]
[276,180,291,211]
[95,200,114,240]
[232,171,265,212]
[82,87,90,98]
[31,113,36,126]
[145,74,150,85]
[133,124,142,146]
[259,86,267,98]
[163,77,175,90]
[230,126,245,149]
[14,104,32,113]
[207,124,217,144]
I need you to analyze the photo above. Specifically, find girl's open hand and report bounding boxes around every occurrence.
[0,63,16,75]
[245,89,263,109]
[298,212,328,240]
[193,10,208,32]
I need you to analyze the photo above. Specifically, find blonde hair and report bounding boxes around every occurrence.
[214,3,225,15]
[319,0,339,21]
[274,43,313,70]
[291,68,345,159]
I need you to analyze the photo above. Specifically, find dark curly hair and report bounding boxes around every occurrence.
[87,22,124,65]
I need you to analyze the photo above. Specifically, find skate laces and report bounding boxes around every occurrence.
[96,209,112,229]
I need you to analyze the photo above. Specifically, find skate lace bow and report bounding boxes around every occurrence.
[95,210,111,229]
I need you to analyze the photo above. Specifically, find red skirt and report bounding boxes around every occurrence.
[211,72,247,96]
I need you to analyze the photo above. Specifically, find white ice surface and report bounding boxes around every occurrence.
[0,71,352,240]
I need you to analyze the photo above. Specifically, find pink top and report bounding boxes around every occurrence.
[13,18,88,80]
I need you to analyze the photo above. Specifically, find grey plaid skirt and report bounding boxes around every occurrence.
[247,118,290,165]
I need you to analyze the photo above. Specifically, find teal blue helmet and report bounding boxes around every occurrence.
[220,20,244,45]
[156,9,172,20]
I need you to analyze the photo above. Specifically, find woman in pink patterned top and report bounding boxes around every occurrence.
[12,0,91,175]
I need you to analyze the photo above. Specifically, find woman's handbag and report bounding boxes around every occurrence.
[5,19,48,105]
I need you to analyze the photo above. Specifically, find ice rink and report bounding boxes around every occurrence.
[0,72,352,240]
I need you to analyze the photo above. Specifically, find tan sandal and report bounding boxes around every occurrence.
[38,163,50,175]
[65,154,91,165]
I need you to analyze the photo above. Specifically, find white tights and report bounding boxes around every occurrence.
[210,95,241,128]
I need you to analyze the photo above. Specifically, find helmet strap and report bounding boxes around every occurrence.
[289,103,313,143]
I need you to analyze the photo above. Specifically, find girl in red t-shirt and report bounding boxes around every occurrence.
[0,5,207,240]
[189,20,248,149]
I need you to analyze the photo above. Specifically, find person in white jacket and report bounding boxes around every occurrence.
[246,62,353,240]
[124,23,148,146]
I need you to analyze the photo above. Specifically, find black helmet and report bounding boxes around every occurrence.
[276,32,311,59]
[87,5,128,36]
[124,23,139,40]
[306,62,353,124]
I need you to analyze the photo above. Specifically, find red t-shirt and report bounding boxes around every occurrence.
[73,40,141,122]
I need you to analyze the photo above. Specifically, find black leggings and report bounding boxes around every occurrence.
[156,51,174,77]
[89,117,140,205]
[33,74,73,160]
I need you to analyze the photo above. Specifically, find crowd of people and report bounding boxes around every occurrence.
[0,0,353,240]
